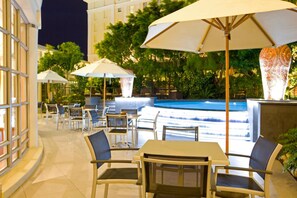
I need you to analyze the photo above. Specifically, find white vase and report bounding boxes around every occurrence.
[259,45,291,100]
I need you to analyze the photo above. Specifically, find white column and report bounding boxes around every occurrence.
[28,24,39,147]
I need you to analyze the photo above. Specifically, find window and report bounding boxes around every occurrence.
[0,1,29,175]
[0,0,3,27]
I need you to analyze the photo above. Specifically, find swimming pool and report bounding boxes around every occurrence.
[154,100,247,111]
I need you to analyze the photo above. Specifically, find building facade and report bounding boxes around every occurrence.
[0,0,42,195]
[84,0,152,62]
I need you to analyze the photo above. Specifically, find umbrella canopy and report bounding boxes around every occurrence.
[141,0,297,152]
[37,69,68,83]
[71,58,135,108]
[37,70,68,101]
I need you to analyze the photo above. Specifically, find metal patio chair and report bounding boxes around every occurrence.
[84,130,141,198]
[212,136,283,198]
[140,153,212,198]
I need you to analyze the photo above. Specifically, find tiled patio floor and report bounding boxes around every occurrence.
[10,118,297,198]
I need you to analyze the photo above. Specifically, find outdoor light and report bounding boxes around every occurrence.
[260,45,291,100]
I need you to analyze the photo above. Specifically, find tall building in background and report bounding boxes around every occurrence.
[84,0,151,62]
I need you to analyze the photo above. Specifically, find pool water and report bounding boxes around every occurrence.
[139,100,250,141]
[154,100,247,111]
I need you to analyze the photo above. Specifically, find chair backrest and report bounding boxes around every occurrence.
[69,107,83,117]
[153,111,160,130]
[45,103,57,113]
[162,125,199,141]
[73,103,81,107]
[249,136,282,179]
[140,153,212,198]
[57,104,65,115]
[121,108,138,115]
[106,113,128,128]
[102,106,109,117]
[84,104,97,110]
[84,130,111,169]
[88,110,99,124]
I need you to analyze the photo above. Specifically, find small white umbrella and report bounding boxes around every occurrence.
[71,58,135,108]
[37,70,68,101]
[141,0,297,153]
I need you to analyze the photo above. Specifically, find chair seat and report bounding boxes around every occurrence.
[71,117,83,121]
[109,129,127,134]
[154,184,201,198]
[99,167,139,180]
[216,173,263,195]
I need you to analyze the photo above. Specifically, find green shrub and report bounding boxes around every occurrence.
[278,128,297,173]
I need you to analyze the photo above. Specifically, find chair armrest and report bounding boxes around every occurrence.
[215,165,273,175]
[110,147,139,151]
[137,118,154,123]
[225,153,251,158]
[91,159,134,164]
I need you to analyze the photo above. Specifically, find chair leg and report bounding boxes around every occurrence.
[104,184,109,198]
[154,130,158,140]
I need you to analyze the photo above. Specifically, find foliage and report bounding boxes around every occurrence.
[278,128,297,172]
[94,0,264,99]
[38,42,85,103]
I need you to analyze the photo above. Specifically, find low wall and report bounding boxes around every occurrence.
[247,99,297,142]
[115,97,155,113]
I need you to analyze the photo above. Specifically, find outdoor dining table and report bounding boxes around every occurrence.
[133,140,229,165]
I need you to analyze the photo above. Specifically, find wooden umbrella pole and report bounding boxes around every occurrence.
[47,80,51,102]
[225,18,230,154]
[103,74,106,109]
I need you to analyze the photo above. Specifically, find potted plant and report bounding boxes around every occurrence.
[277,128,297,178]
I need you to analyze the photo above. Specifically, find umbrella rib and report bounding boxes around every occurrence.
[145,22,179,45]
[202,19,222,30]
[250,16,276,46]
[197,23,212,52]
[288,8,297,13]
[232,14,253,30]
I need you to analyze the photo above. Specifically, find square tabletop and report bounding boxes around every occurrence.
[133,140,229,165]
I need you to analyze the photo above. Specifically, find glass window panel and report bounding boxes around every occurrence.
[0,70,6,104]
[21,132,27,143]
[12,107,17,137]
[20,46,27,73]
[12,151,18,162]
[20,105,27,131]
[12,140,17,150]
[0,32,3,66]
[20,17,27,44]
[0,108,7,142]
[11,39,17,70]
[20,76,27,102]
[11,73,17,103]
[0,158,7,172]
[0,144,7,157]
[0,0,3,27]
[11,5,17,36]
[21,143,26,154]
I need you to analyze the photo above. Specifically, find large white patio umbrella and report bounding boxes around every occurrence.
[141,0,297,153]
[37,69,68,101]
[71,58,135,108]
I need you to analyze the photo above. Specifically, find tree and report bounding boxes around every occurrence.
[38,42,86,103]
[95,0,264,99]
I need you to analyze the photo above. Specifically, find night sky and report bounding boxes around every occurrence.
[38,0,88,60]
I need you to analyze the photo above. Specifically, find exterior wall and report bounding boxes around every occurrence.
[84,0,151,62]
[0,0,42,175]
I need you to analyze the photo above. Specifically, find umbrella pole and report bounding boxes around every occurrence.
[47,80,51,102]
[103,74,106,109]
[225,19,230,154]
